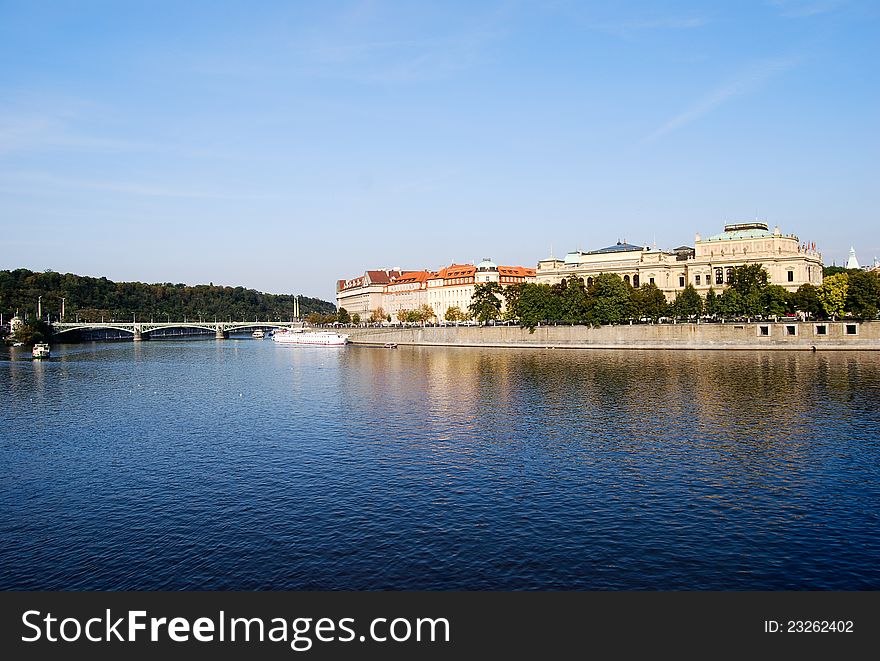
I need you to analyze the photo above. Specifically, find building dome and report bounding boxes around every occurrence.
[476,258,498,272]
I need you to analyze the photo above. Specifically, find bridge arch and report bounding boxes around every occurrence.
[52,324,136,336]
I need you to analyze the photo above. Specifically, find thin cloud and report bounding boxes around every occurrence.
[0,111,223,159]
[646,56,801,141]
[591,15,711,37]
[306,30,503,84]
[1,172,265,201]
[769,0,846,18]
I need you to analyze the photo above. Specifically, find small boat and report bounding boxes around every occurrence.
[12,342,23,347]
[272,329,349,346]
[252,329,265,339]
[32,343,51,359]
[384,343,398,349]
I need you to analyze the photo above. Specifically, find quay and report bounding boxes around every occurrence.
[344,320,880,351]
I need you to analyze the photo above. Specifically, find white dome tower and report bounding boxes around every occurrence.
[845,246,860,270]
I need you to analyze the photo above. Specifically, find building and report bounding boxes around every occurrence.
[335,269,402,320]
[337,260,536,322]
[536,223,823,299]
[845,247,860,270]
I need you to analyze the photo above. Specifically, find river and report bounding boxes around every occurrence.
[1,339,878,589]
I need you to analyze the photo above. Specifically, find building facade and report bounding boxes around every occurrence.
[337,260,536,322]
[536,223,823,299]
[335,269,402,320]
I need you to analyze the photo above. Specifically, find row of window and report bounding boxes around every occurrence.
[686,269,796,287]
[756,324,859,337]
[582,269,797,290]
[586,275,655,287]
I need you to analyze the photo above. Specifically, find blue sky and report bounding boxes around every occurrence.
[1,1,878,301]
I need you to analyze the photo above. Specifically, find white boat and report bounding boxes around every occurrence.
[32,343,51,359]
[272,329,349,346]
[252,329,265,339]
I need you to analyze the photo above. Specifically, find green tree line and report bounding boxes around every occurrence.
[0,268,335,323]
[490,264,880,332]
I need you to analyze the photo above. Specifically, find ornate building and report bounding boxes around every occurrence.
[536,223,823,299]
[335,269,402,319]
[337,260,536,322]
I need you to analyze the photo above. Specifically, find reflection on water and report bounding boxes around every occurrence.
[1,341,879,589]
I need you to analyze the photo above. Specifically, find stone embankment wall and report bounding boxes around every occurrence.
[345,321,880,350]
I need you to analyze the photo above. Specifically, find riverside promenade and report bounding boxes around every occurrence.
[345,321,880,350]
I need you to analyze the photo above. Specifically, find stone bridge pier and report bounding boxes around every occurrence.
[215,324,228,339]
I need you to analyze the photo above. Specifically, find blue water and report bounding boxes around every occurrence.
[1,339,879,590]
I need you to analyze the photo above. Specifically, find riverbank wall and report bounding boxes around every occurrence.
[345,321,880,350]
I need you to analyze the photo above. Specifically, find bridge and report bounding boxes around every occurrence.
[51,320,304,340]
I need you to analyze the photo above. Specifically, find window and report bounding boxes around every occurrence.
[758,325,770,336]
[679,276,685,287]
[587,277,593,287]
[815,325,827,336]
[649,277,655,285]
[715,268,723,285]
[785,325,797,336]
[725,267,733,284]
[845,324,858,335]
[624,275,630,285]
[787,271,794,282]
[633,275,639,287]
[695,275,701,285]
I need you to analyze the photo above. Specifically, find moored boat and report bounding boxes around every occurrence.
[252,329,265,339]
[272,329,349,346]
[32,343,51,359]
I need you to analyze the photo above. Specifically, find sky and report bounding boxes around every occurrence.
[1,1,878,301]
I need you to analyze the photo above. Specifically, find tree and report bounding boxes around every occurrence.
[762,285,789,317]
[14,318,52,344]
[728,264,769,297]
[792,283,823,319]
[717,288,743,318]
[725,264,771,317]
[704,287,719,317]
[417,304,435,324]
[369,307,387,324]
[845,270,880,319]
[672,284,703,320]
[560,275,590,323]
[589,273,630,325]
[337,307,351,324]
[445,306,466,323]
[396,308,411,323]
[518,283,555,332]
[819,273,849,319]
[0,268,336,323]
[468,282,503,324]
[630,283,668,322]
[502,283,525,321]
[351,313,361,325]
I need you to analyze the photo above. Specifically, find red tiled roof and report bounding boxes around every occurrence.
[433,264,476,279]
[390,270,431,285]
[498,266,536,277]
[366,270,401,284]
